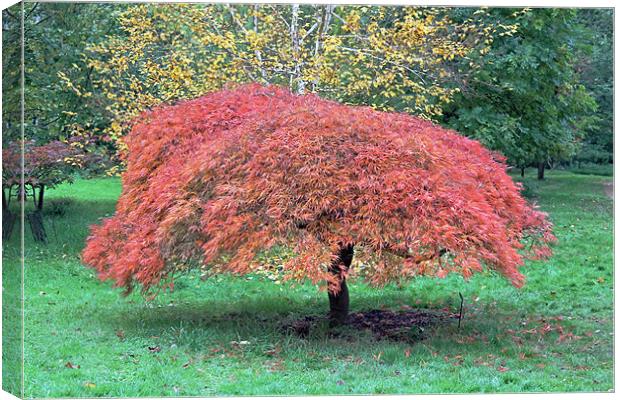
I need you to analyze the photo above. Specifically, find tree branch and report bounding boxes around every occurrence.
[338,46,428,85]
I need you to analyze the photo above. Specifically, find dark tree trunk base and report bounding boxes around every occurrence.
[328,244,354,326]
[328,279,349,326]
[2,209,16,241]
[537,162,545,180]
[27,210,47,243]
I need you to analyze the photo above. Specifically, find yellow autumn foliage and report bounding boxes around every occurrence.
[63,4,520,161]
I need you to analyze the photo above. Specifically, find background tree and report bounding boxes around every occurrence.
[83,85,555,324]
[2,2,24,146]
[4,4,610,178]
[442,8,598,179]
[572,8,613,167]
[2,140,84,241]
[2,2,118,168]
[64,4,515,155]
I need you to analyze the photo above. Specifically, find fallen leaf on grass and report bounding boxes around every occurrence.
[265,359,285,372]
[65,361,80,369]
[264,346,281,357]
[444,354,464,366]
[456,335,477,344]
[497,366,510,373]
[556,332,582,343]
[229,340,250,348]
[473,358,491,367]
[116,330,125,341]
[148,346,161,353]
[84,382,96,388]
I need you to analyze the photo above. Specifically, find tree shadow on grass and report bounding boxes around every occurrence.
[102,291,467,349]
[8,198,120,251]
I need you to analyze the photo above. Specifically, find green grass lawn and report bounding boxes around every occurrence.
[2,169,614,397]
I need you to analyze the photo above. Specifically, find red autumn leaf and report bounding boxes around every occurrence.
[65,361,80,369]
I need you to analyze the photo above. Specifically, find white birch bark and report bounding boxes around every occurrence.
[290,4,305,94]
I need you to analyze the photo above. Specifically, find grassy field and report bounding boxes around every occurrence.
[2,169,614,397]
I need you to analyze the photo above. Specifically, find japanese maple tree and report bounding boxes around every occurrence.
[2,140,83,211]
[83,84,555,323]
[3,140,88,241]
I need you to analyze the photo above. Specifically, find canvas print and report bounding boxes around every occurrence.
[1,1,614,397]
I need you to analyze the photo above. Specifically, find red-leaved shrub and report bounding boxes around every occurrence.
[83,84,555,295]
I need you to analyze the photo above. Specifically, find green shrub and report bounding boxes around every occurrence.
[45,197,75,216]
[568,163,613,177]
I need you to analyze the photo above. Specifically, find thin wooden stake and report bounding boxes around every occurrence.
[458,292,464,329]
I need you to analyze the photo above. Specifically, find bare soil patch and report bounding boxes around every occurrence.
[284,309,459,342]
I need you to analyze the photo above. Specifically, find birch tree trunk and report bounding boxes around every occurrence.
[290,4,305,94]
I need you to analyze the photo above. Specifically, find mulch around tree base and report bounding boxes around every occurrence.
[284,309,460,342]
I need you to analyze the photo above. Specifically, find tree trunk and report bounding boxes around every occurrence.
[328,244,353,326]
[37,185,45,210]
[2,188,16,241]
[290,4,305,94]
[537,161,545,180]
[28,210,47,243]
[520,167,525,177]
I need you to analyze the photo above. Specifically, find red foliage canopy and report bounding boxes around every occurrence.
[2,140,81,190]
[83,84,555,294]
